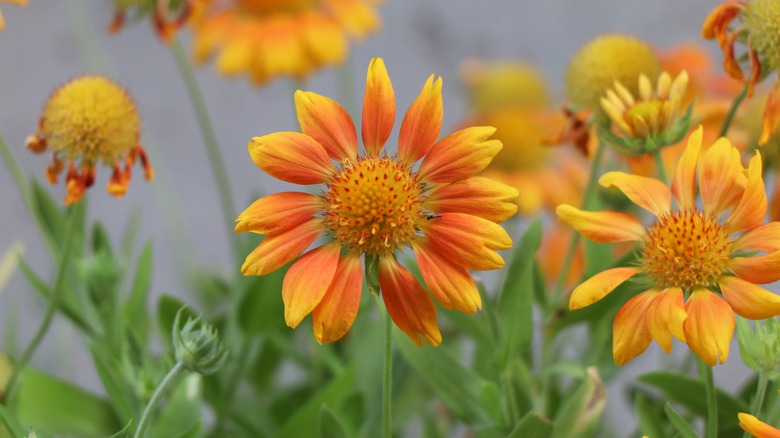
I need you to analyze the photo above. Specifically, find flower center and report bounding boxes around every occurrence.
[641,209,732,290]
[323,157,424,256]
[744,0,780,71]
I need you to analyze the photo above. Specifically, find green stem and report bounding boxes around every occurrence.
[383,306,393,438]
[653,148,668,184]
[720,85,749,138]
[134,361,187,438]
[698,359,717,438]
[170,38,239,258]
[743,373,769,438]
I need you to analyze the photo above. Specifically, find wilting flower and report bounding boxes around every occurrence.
[192,0,380,85]
[558,126,780,366]
[108,0,203,42]
[236,58,517,345]
[703,0,780,145]
[27,76,153,205]
[739,413,780,437]
[0,0,25,31]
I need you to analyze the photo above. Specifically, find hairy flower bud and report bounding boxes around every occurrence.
[172,308,227,375]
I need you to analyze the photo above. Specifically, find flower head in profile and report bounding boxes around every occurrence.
[236,58,517,346]
[739,412,780,437]
[558,126,780,366]
[191,0,380,85]
[703,0,780,145]
[0,0,26,31]
[108,0,203,43]
[27,76,153,205]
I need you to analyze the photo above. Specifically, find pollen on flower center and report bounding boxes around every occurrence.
[744,0,780,71]
[641,209,732,290]
[323,157,423,256]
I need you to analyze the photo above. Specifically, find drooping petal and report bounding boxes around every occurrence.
[719,276,780,320]
[379,256,442,347]
[282,244,341,328]
[311,253,363,344]
[569,267,641,310]
[683,289,735,366]
[295,91,358,161]
[699,136,746,216]
[738,413,780,438]
[420,213,512,271]
[362,58,396,156]
[733,222,780,252]
[556,204,645,243]
[646,288,687,353]
[248,132,337,185]
[613,290,656,366]
[599,172,672,216]
[729,251,780,285]
[726,151,766,233]
[423,177,519,223]
[241,218,323,276]
[235,192,323,235]
[759,78,780,146]
[671,126,702,210]
[417,126,502,183]
[413,239,481,314]
[398,74,443,165]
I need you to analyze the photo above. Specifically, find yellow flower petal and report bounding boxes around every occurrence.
[282,244,341,328]
[557,204,645,243]
[613,290,656,366]
[683,289,734,366]
[311,253,363,344]
[719,276,780,320]
[569,267,641,310]
[362,57,396,156]
[398,74,443,165]
[599,171,671,216]
[671,126,702,210]
[417,126,502,183]
[646,288,687,353]
[738,413,780,438]
[295,90,358,161]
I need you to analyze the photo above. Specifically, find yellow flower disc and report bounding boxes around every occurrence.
[40,76,140,165]
[743,0,780,72]
[462,61,549,112]
[566,34,661,112]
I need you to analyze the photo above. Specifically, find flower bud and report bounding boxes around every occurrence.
[172,308,227,375]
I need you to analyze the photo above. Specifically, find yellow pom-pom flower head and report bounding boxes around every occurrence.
[27,76,153,205]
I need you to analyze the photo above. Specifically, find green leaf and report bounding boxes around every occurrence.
[123,241,153,339]
[237,270,285,334]
[479,382,504,424]
[495,217,542,369]
[634,392,665,438]
[550,368,606,438]
[507,412,553,438]
[395,331,489,423]
[664,403,698,438]
[319,405,352,438]
[157,294,197,346]
[89,345,137,423]
[109,421,132,438]
[30,181,67,252]
[120,208,142,260]
[0,404,26,438]
[152,373,203,438]
[91,222,114,256]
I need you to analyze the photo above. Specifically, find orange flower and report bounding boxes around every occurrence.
[557,126,780,365]
[192,0,380,85]
[108,0,204,42]
[0,0,25,31]
[739,413,780,438]
[236,58,517,345]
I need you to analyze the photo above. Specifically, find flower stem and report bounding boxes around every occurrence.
[170,38,239,258]
[134,361,187,438]
[653,148,668,184]
[698,358,718,438]
[743,373,769,438]
[383,305,393,438]
[720,85,749,138]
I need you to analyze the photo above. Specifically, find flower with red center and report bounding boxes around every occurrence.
[191,0,379,85]
[26,76,153,205]
[236,58,517,345]
[557,126,780,365]
[739,413,780,437]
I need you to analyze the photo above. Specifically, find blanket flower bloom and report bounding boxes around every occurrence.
[557,126,780,365]
[739,413,780,437]
[26,76,153,205]
[0,0,25,31]
[236,58,517,346]
[192,0,380,85]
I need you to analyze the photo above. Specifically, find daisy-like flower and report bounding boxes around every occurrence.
[557,126,780,366]
[191,0,380,85]
[27,76,153,205]
[703,0,780,145]
[0,0,25,31]
[739,413,780,437]
[108,0,203,42]
[236,58,517,345]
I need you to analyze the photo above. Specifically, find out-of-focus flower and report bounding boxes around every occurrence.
[108,0,204,43]
[739,413,780,437]
[460,59,549,113]
[558,127,780,366]
[26,76,153,205]
[0,0,25,31]
[703,0,780,145]
[236,58,517,345]
[191,0,380,85]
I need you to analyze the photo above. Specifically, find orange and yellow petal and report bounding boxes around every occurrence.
[326,0,380,37]
[240,218,323,276]
[295,90,358,161]
[417,126,502,183]
[362,58,395,156]
[699,136,746,216]
[599,172,672,216]
[301,12,348,66]
[398,74,443,165]
[569,267,642,310]
[729,251,780,285]
[248,132,337,185]
[726,151,766,233]
[235,192,323,235]
[420,213,512,271]
[738,413,780,438]
[683,289,735,366]
[613,290,657,366]
[734,222,780,252]
[311,253,363,343]
[413,239,481,314]
[556,204,645,244]
[423,177,519,223]
[282,244,341,328]
[719,276,780,320]
[760,79,780,146]
[671,126,702,210]
[378,256,442,347]
[646,288,687,353]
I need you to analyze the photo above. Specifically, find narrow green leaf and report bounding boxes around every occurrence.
[123,241,153,338]
[634,393,665,438]
[109,421,132,438]
[91,222,114,256]
[507,411,553,438]
[89,345,137,423]
[30,181,66,252]
[237,270,285,334]
[479,382,504,424]
[319,405,352,438]
[152,373,202,438]
[120,208,142,260]
[157,294,197,345]
[664,403,698,438]
[0,404,26,438]
[550,368,606,438]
